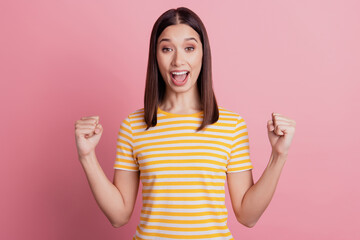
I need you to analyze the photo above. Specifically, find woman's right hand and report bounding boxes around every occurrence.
[75,116,103,159]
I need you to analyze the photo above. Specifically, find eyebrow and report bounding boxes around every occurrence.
[158,37,198,44]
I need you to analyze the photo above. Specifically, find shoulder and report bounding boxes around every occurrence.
[128,107,145,119]
[120,107,144,125]
[218,106,245,122]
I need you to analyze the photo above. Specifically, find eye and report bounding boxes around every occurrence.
[186,47,194,51]
[162,47,172,52]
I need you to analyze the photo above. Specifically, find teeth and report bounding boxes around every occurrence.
[171,71,188,75]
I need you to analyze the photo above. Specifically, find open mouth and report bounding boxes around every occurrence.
[170,71,189,86]
[170,71,189,82]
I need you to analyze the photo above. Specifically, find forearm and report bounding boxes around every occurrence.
[79,152,128,227]
[238,151,287,227]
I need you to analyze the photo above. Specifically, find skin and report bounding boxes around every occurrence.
[156,23,203,114]
[228,113,296,227]
[74,23,296,229]
[155,23,297,228]
[75,116,140,228]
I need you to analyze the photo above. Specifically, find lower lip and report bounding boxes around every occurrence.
[171,73,189,86]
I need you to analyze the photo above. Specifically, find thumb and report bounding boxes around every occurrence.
[267,120,275,132]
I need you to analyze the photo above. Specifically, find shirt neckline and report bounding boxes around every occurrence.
[157,106,204,117]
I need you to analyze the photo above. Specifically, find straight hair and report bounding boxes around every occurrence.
[144,7,219,132]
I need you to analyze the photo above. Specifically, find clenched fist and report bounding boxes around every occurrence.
[75,116,103,158]
[267,112,296,156]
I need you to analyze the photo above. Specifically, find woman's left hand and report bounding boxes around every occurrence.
[267,112,296,155]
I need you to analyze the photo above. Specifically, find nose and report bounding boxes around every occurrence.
[171,49,185,67]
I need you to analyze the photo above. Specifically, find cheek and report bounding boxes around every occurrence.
[156,53,161,67]
[156,56,165,71]
[157,53,168,69]
[156,57,168,80]
[191,53,203,71]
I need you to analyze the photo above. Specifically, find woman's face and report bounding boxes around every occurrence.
[156,24,203,94]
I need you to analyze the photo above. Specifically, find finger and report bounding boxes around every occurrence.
[75,122,97,130]
[268,119,293,132]
[81,116,99,120]
[75,123,101,132]
[76,126,95,130]
[272,114,280,133]
[76,128,96,137]
[94,124,102,133]
[274,119,296,126]
[81,116,100,124]
[274,125,284,135]
[271,119,293,126]
[267,120,275,131]
[75,119,97,127]
[272,112,287,118]
[76,122,96,127]
[272,115,296,128]
[80,119,97,124]
[272,113,295,123]
[269,117,284,135]
[272,113,277,126]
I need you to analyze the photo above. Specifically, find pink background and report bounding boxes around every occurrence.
[1,0,359,239]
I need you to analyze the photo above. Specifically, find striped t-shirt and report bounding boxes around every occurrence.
[114,106,253,240]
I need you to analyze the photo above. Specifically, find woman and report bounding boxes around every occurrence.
[75,7,296,240]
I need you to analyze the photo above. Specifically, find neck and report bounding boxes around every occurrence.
[159,85,202,113]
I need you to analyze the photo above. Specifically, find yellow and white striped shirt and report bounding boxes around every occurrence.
[114,106,253,240]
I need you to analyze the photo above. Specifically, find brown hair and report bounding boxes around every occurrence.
[144,7,219,132]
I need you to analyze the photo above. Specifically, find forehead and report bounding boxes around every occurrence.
[157,24,201,44]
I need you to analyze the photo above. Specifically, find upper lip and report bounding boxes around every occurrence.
[170,70,189,73]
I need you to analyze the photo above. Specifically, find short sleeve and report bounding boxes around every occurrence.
[226,115,253,173]
[113,116,139,171]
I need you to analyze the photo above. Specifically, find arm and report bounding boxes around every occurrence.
[80,151,140,228]
[227,151,287,227]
